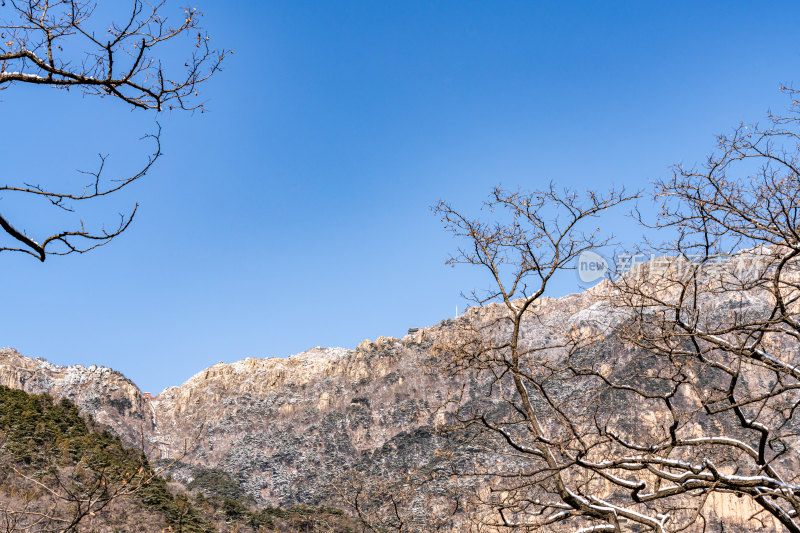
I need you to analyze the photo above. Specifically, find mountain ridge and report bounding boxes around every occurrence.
[0,289,597,505]
[1,275,774,530]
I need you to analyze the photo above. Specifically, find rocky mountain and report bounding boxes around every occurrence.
[0,347,157,445]
[0,274,787,531]
[0,291,590,508]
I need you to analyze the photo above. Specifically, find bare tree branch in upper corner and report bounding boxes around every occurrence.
[0,0,229,261]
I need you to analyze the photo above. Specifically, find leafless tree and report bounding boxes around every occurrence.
[432,185,644,531]
[0,427,204,532]
[331,467,461,533]
[431,89,800,532]
[0,386,208,533]
[0,0,227,260]
[603,88,800,531]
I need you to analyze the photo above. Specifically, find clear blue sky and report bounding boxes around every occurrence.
[1,1,796,393]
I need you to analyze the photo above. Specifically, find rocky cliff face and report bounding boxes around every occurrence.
[0,348,157,445]
[0,291,592,507]
[151,338,452,505]
[0,277,786,531]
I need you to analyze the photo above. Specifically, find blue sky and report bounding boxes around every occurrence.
[1,1,797,393]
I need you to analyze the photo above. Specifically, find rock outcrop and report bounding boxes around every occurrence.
[0,271,789,531]
[0,292,595,507]
[0,348,157,445]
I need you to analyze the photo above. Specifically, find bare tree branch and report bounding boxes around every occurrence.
[0,0,227,261]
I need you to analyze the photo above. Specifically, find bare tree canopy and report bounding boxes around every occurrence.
[430,90,800,532]
[0,0,228,261]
